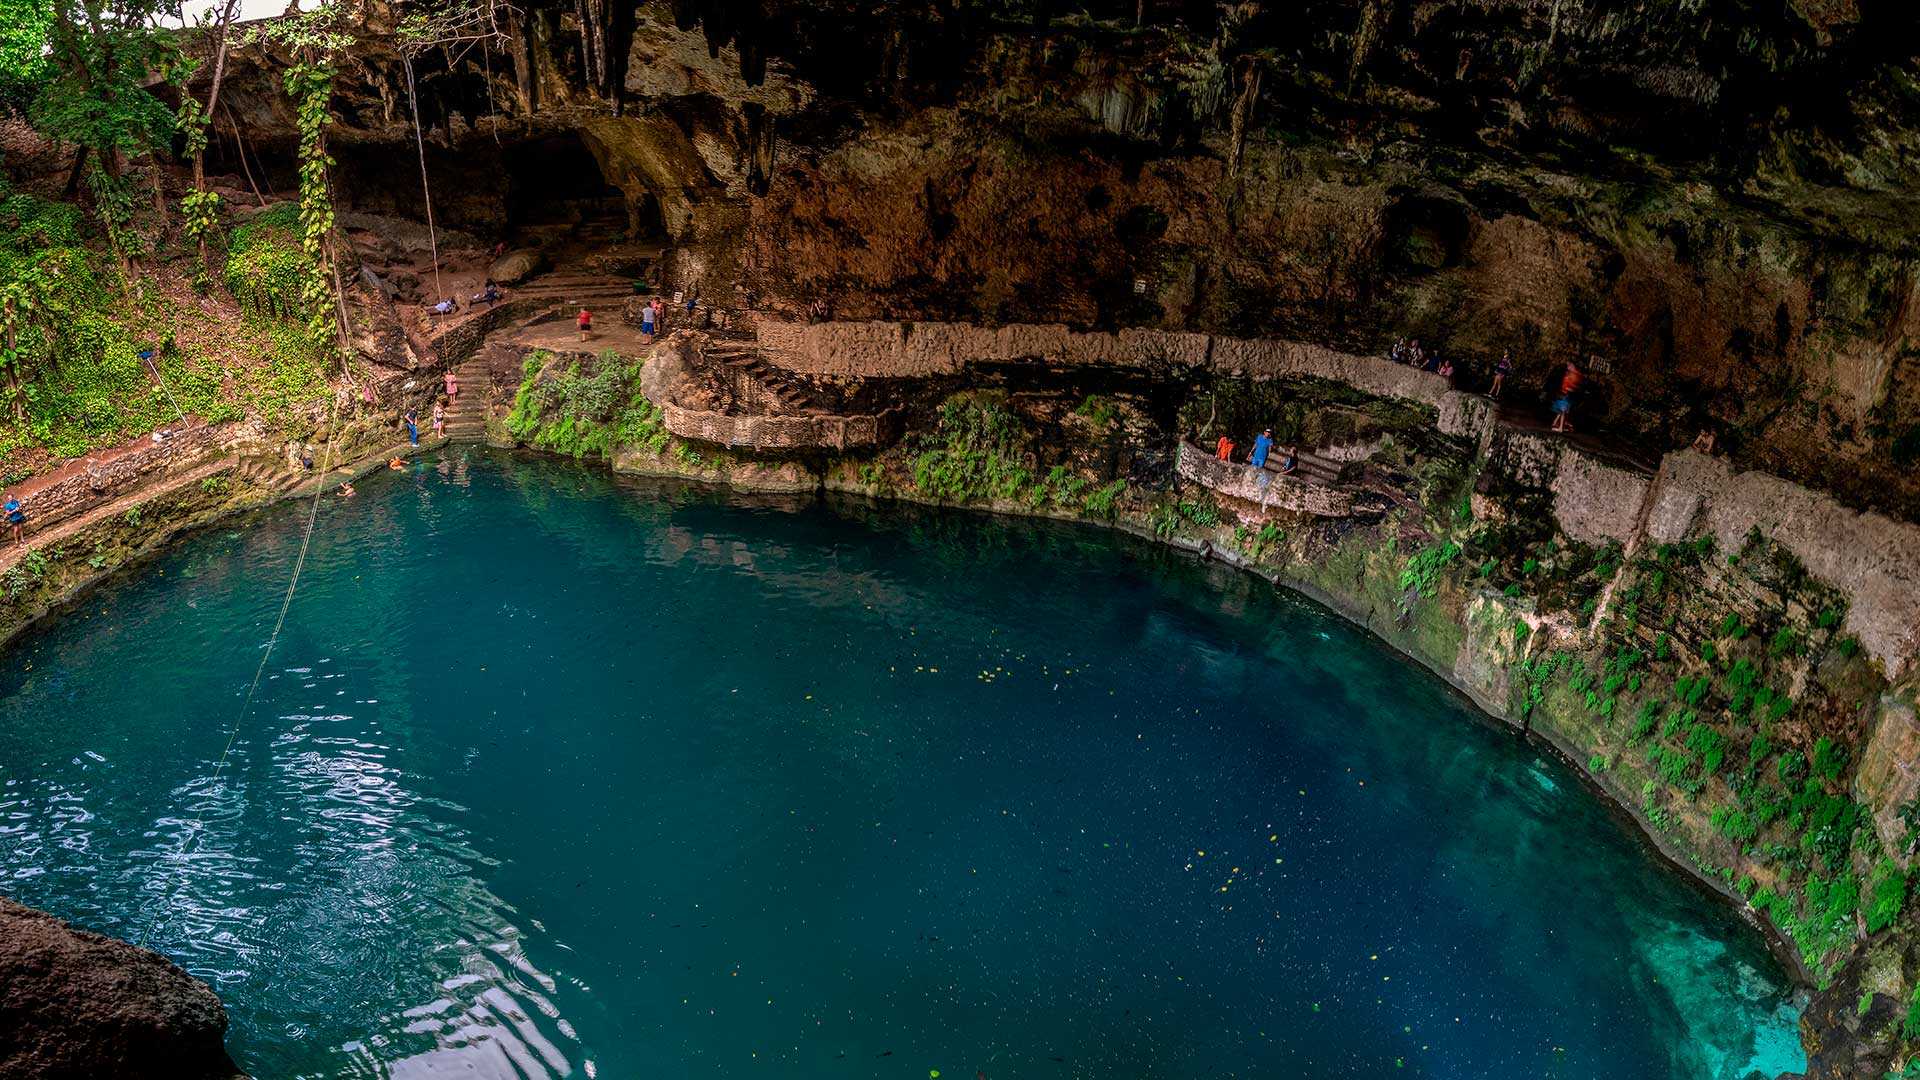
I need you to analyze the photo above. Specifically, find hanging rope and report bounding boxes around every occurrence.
[141,351,191,429]
[402,54,445,301]
[137,388,346,948]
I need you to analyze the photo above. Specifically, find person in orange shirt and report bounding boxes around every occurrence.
[1215,434,1236,461]
[1552,361,1583,433]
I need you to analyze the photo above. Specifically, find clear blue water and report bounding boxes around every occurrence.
[0,449,1804,1079]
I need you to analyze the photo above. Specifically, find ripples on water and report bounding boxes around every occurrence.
[0,449,1804,1078]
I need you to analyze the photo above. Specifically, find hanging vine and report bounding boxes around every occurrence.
[286,59,340,354]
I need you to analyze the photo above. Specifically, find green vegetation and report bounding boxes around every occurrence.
[1398,540,1460,600]
[907,392,1116,511]
[506,350,668,460]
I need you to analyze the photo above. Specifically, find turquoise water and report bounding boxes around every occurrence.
[0,449,1804,1079]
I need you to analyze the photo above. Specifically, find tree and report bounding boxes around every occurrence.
[34,0,185,263]
[179,0,242,263]
[0,0,53,109]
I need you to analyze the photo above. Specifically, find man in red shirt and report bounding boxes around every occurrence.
[1552,361,1583,433]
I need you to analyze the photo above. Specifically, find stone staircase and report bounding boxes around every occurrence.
[506,271,636,310]
[704,341,823,414]
[443,357,498,442]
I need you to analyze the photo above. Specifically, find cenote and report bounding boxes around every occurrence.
[0,449,1804,1079]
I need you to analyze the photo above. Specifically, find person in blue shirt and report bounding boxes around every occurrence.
[4,492,24,547]
[1250,428,1273,469]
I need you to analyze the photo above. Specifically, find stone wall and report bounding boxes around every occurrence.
[751,319,1495,441]
[1482,426,1655,547]
[13,424,233,539]
[1645,452,1920,680]
[657,401,901,452]
[1175,442,1356,518]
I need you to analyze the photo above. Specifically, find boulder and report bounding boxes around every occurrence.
[0,899,246,1079]
[487,248,547,285]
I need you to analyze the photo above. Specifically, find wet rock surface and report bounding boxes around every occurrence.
[0,899,244,1080]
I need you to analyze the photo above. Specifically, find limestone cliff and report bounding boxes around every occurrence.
[196,0,1920,522]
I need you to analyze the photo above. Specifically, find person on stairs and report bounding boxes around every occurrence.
[444,368,459,403]
[432,400,445,439]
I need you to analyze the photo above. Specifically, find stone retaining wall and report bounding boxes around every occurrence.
[658,401,901,452]
[1646,451,1920,680]
[13,424,233,538]
[751,318,1496,442]
[424,298,547,365]
[1482,426,1654,547]
[1175,442,1355,517]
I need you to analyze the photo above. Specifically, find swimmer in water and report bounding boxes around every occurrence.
[338,482,356,498]
[388,457,405,470]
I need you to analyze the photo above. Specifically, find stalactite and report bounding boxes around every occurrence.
[510,8,537,116]
[744,101,774,196]
[606,0,637,113]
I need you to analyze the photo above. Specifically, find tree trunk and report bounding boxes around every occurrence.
[62,146,90,198]
[190,0,242,262]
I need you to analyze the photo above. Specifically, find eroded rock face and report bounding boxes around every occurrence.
[0,899,245,1080]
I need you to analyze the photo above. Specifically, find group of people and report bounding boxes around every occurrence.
[578,295,675,344]
[1388,338,1585,429]
[1388,338,1458,381]
[1213,429,1298,475]
[428,281,504,317]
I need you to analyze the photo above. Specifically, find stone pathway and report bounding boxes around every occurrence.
[0,456,237,576]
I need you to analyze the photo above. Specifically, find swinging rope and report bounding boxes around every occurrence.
[137,388,346,948]
[402,54,445,301]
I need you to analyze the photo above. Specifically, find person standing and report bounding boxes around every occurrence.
[4,491,24,547]
[1250,428,1274,468]
[578,308,593,342]
[1214,433,1236,462]
[444,367,459,403]
[1489,349,1512,400]
[405,406,420,446]
[432,400,446,439]
[1551,360,1583,433]
[639,299,657,343]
